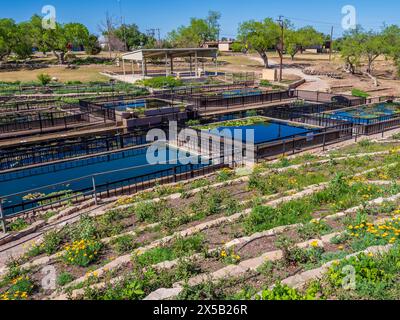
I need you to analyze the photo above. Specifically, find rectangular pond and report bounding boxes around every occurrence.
[324,102,400,124]
[103,98,175,112]
[195,117,318,145]
[0,145,210,216]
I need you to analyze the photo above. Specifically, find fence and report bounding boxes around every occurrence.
[0,132,150,170]
[0,159,226,226]
[295,90,365,106]
[0,82,141,97]
[255,123,353,160]
[0,108,91,135]
[0,99,61,113]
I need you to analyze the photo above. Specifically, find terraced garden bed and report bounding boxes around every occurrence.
[2,138,400,301]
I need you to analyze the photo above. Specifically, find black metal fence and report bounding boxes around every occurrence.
[0,99,61,112]
[0,132,150,170]
[255,123,354,160]
[0,108,90,135]
[1,160,226,220]
[0,82,140,96]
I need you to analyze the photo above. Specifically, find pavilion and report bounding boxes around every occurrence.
[120,48,219,79]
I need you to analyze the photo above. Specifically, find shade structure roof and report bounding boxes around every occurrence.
[121,48,218,62]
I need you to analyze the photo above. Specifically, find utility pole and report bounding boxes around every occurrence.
[147,28,161,47]
[277,15,284,82]
[329,26,334,62]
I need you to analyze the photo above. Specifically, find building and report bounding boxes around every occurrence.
[120,48,219,80]
[203,41,234,52]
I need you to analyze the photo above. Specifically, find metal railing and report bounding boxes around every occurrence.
[0,157,227,231]
[0,132,149,171]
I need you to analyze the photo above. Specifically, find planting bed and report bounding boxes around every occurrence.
[1,138,400,301]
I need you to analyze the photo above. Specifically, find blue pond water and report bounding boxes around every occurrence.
[0,146,209,215]
[222,89,263,98]
[104,99,170,112]
[211,121,313,144]
[327,103,400,124]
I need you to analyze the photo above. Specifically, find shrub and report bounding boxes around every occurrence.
[1,275,35,300]
[57,272,74,287]
[139,76,183,89]
[111,235,137,254]
[352,89,370,98]
[37,73,52,86]
[8,218,29,232]
[256,283,318,300]
[63,239,103,267]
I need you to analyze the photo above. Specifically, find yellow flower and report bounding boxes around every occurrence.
[310,240,319,248]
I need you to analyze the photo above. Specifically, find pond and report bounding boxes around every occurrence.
[197,117,316,145]
[0,145,210,215]
[326,102,400,124]
[104,99,174,112]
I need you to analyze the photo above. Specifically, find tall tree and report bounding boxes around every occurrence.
[168,11,221,47]
[382,25,400,75]
[361,31,384,74]
[31,19,90,64]
[285,26,325,60]
[237,18,280,68]
[0,19,17,60]
[113,24,151,50]
[340,27,364,74]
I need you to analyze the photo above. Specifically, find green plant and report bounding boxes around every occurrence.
[37,73,52,86]
[57,272,74,287]
[256,283,318,300]
[134,235,205,267]
[42,230,63,255]
[8,218,29,232]
[111,235,137,254]
[63,239,103,267]
[138,76,183,88]
[351,89,370,98]
[297,220,332,241]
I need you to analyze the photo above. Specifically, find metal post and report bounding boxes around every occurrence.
[0,199,6,233]
[92,176,98,206]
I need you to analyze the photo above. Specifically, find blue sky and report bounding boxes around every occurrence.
[1,0,399,38]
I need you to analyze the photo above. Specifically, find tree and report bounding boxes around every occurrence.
[37,22,90,64]
[0,19,17,60]
[113,24,151,50]
[168,11,221,47]
[85,34,101,55]
[361,31,384,74]
[340,28,364,74]
[13,22,34,59]
[382,25,400,75]
[285,26,325,60]
[237,18,280,68]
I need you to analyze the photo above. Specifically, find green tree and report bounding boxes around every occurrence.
[168,11,221,47]
[85,34,102,55]
[382,25,400,76]
[285,26,325,60]
[13,22,34,59]
[113,24,151,50]
[340,28,364,74]
[0,19,17,60]
[237,18,281,68]
[361,31,384,74]
[29,16,90,64]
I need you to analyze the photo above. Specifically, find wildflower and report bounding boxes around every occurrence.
[310,240,319,248]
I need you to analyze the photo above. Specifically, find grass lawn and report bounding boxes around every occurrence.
[0,65,116,83]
